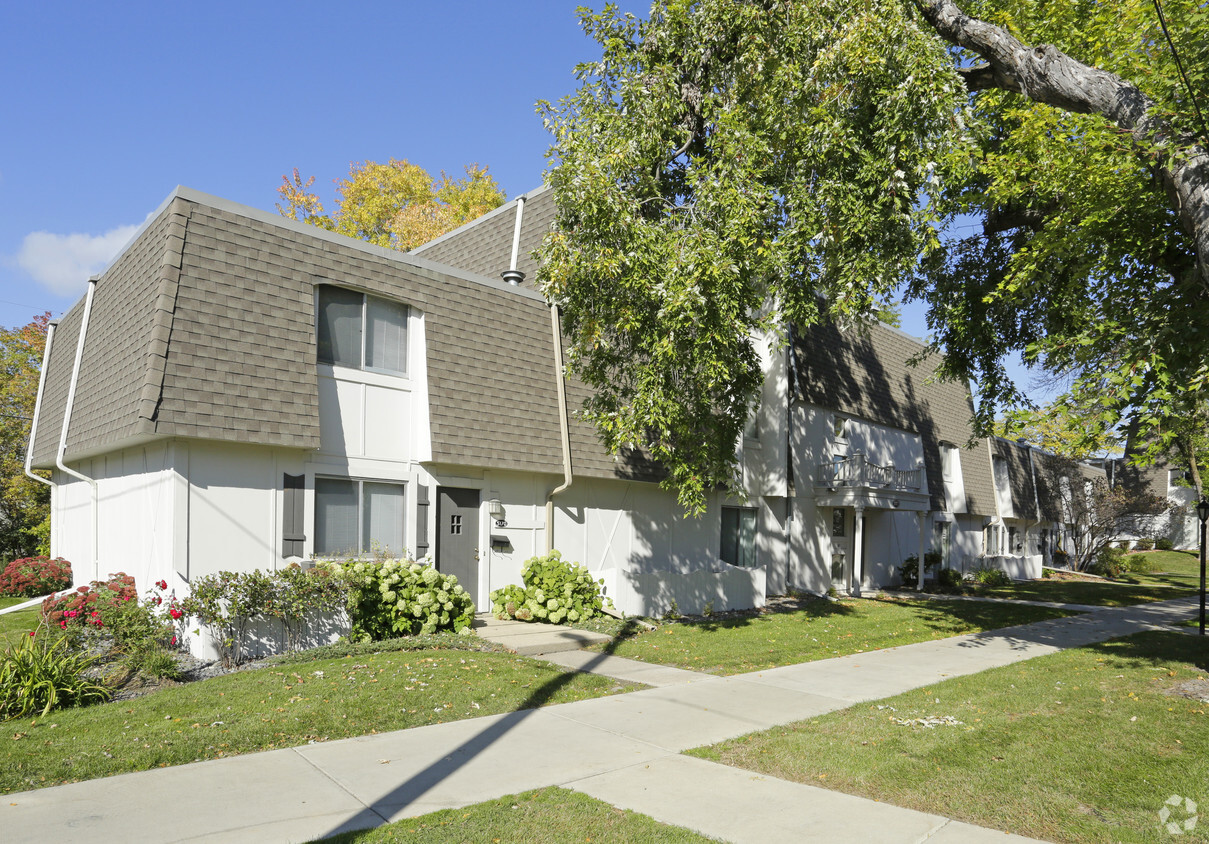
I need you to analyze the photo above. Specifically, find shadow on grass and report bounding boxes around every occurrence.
[318,617,648,840]
[681,594,856,634]
[1079,629,1209,673]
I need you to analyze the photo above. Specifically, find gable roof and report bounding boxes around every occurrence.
[29,187,653,482]
[793,319,997,515]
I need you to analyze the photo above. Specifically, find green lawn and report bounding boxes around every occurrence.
[690,631,1209,844]
[587,596,1073,675]
[1,645,643,795]
[1119,550,1204,590]
[0,596,42,645]
[316,787,716,843]
[976,579,1196,607]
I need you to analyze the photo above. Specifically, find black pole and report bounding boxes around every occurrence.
[1201,507,1206,636]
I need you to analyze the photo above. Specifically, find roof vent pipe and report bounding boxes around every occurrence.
[501,195,527,286]
[57,278,101,579]
[24,320,57,489]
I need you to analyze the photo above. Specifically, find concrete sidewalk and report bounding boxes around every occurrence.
[3,596,1199,844]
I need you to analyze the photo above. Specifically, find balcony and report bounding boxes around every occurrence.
[815,452,924,499]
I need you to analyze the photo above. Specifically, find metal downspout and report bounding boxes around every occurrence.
[57,278,100,579]
[24,321,56,489]
[546,302,573,553]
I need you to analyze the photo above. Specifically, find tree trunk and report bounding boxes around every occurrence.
[916,0,1209,293]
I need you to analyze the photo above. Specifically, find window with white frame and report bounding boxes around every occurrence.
[314,477,405,557]
[720,506,758,567]
[317,286,408,375]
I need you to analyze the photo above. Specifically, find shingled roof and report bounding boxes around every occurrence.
[410,186,555,288]
[793,320,997,515]
[28,187,649,482]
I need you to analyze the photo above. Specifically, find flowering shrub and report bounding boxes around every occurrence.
[0,620,110,719]
[0,556,72,598]
[328,558,474,641]
[40,574,181,679]
[490,551,608,625]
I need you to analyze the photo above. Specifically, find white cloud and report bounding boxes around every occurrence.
[17,223,141,296]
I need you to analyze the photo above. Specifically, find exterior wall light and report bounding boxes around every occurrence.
[487,498,507,528]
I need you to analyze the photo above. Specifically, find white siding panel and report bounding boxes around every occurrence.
[364,384,411,461]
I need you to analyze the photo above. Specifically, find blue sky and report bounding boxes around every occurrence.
[0,0,1049,401]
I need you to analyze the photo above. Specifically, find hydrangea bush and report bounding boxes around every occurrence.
[327,558,475,641]
[490,551,608,625]
[0,556,72,598]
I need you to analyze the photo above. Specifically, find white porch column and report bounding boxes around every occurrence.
[852,505,865,597]
[917,511,928,592]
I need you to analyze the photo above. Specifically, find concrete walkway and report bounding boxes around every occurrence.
[3,596,1200,844]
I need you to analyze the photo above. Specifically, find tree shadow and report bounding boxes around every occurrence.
[315,617,649,839]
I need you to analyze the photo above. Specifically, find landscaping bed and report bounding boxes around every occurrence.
[689,630,1209,844]
[584,594,1074,675]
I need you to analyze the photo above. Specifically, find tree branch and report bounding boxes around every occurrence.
[916,0,1209,292]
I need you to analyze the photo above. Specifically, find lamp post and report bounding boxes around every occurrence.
[1197,498,1209,636]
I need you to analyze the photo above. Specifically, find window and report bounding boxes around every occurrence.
[832,508,846,537]
[317,287,408,375]
[721,506,757,567]
[315,477,405,557]
[833,415,848,439]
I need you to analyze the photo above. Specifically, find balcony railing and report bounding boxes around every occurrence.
[816,452,922,492]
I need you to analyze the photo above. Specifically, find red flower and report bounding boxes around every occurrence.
[28,631,35,638]
[59,620,67,629]
[157,579,168,590]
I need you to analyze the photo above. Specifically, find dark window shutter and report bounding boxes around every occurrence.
[415,485,430,558]
[283,474,306,557]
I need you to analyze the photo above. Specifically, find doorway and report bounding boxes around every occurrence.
[437,487,480,601]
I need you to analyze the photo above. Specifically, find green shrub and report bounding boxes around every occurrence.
[935,568,964,592]
[183,567,349,663]
[898,550,942,588]
[0,623,110,720]
[1134,538,1154,552]
[1123,554,1154,574]
[970,566,1011,587]
[1088,546,1126,578]
[490,551,609,625]
[0,556,72,598]
[331,559,474,641]
[1155,537,1175,552]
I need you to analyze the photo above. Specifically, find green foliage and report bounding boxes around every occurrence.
[276,160,505,251]
[0,314,51,561]
[490,551,609,625]
[1087,546,1127,579]
[0,622,110,720]
[1133,538,1154,552]
[0,555,71,598]
[1155,537,1175,552]
[181,567,349,664]
[330,558,474,641]
[1122,553,1154,575]
[935,568,964,593]
[969,567,1011,587]
[539,1,1209,511]
[898,551,943,588]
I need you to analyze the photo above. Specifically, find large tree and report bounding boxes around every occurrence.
[0,314,51,560]
[277,159,506,251]
[537,0,1209,512]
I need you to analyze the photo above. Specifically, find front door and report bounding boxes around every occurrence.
[830,507,849,592]
[437,487,480,601]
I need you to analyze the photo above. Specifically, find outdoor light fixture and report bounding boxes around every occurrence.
[487,498,507,528]
[1198,499,1208,636]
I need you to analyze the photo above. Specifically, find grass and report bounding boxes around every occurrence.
[316,787,716,843]
[586,596,1073,675]
[1119,550,1204,590]
[976,579,1196,607]
[689,631,1209,844]
[0,597,41,645]
[0,645,642,795]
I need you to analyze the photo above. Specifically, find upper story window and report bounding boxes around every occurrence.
[317,286,408,376]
